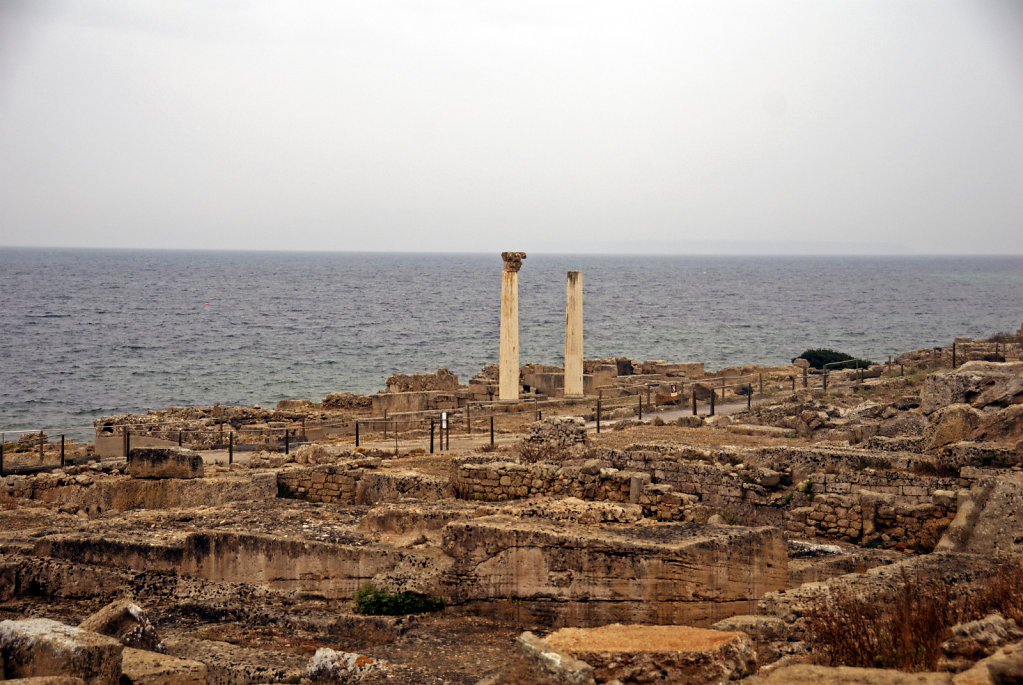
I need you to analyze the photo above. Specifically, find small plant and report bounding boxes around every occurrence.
[911,460,959,478]
[517,439,566,464]
[775,490,795,508]
[855,456,889,471]
[799,479,814,500]
[651,416,665,426]
[354,583,445,615]
[479,442,499,453]
[806,563,1023,671]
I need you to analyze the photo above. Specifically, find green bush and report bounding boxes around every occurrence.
[354,583,445,615]
[795,348,873,370]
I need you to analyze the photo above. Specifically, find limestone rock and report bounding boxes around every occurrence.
[441,517,788,626]
[761,664,953,683]
[120,647,206,685]
[925,405,984,450]
[79,599,161,652]
[1,679,87,685]
[517,632,595,685]
[321,392,373,410]
[126,448,204,480]
[952,639,1023,685]
[711,614,790,643]
[0,618,123,685]
[936,473,1023,554]
[971,405,1023,445]
[305,647,385,682]
[524,416,587,450]
[942,614,1023,667]
[384,368,461,393]
[544,623,756,684]
[921,362,1023,414]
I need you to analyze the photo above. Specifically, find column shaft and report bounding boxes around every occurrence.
[564,271,583,397]
[499,270,520,401]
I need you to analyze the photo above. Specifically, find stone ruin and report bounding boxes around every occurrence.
[3,337,1023,683]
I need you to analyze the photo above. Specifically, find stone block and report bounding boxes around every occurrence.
[0,618,123,685]
[79,599,161,651]
[545,623,756,684]
[126,448,204,480]
[120,647,207,685]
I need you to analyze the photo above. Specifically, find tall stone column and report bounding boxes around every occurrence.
[564,270,583,398]
[499,252,526,401]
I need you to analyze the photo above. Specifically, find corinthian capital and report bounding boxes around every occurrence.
[501,251,527,272]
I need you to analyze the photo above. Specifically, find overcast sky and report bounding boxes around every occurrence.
[1,1,1021,255]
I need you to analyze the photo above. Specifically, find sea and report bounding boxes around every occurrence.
[2,248,1022,440]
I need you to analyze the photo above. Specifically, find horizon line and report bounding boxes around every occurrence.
[3,244,1023,258]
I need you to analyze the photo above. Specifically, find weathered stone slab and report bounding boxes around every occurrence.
[442,517,787,627]
[516,631,595,685]
[0,618,123,685]
[126,448,204,480]
[762,664,952,684]
[1,679,87,685]
[921,362,1023,414]
[544,623,756,684]
[79,599,161,651]
[120,647,207,685]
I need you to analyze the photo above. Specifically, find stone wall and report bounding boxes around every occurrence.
[449,452,969,549]
[449,460,697,521]
[0,468,275,515]
[787,490,956,552]
[807,471,965,502]
[276,465,446,505]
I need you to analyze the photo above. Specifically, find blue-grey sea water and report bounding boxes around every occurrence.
[2,248,1022,438]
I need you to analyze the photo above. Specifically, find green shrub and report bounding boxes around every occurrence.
[795,349,873,370]
[354,583,445,615]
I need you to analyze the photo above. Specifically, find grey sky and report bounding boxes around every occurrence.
[1,0,1021,255]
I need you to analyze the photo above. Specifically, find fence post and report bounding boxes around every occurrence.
[759,373,763,395]
[822,372,828,394]
[393,420,398,456]
[466,404,471,434]
[178,431,182,446]
[901,363,905,377]
[430,419,435,454]
[284,430,289,455]
[638,394,643,421]
[747,386,752,411]
[61,435,65,468]
[692,392,697,416]
[39,431,45,464]
[802,366,808,388]
[301,417,306,441]
[596,397,602,433]
[490,416,495,447]
[710,391,715,416]
[355,422,360,447]
[952,342,957,368]
[229,433,233,464]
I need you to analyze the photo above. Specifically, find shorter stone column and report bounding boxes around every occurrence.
[564,271,583,398]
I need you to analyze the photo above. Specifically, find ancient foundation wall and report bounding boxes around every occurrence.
[276,465,447,505]
[449,454,968,550]
[449,461,697,520]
